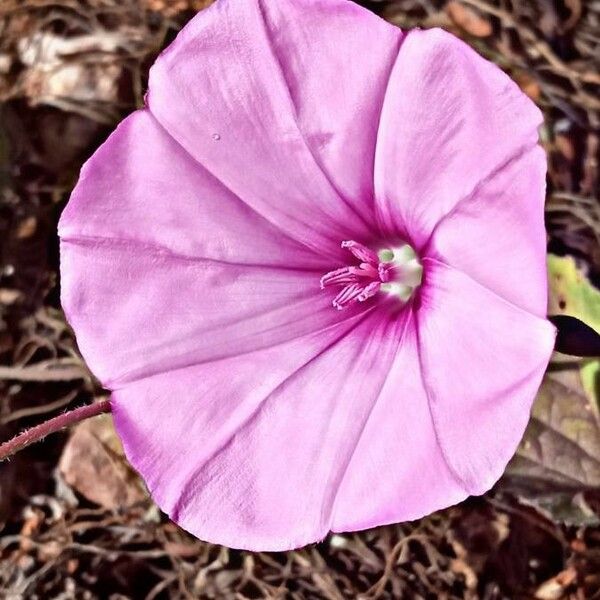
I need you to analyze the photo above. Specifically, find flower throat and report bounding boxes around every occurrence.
[320,240,423,310]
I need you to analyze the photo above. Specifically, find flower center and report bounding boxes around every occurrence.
[320,240,423,310]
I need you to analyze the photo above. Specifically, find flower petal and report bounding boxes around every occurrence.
[61,238,346,387]
[417,259,555,495]
[332,310,466,531]
[111,311,403,551]
[427,146,548,316]
[59,109,324,270]
[147,0,402,256]
[374,28,542,248]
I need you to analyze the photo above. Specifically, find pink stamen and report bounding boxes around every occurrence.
[341,240,378,264]
[355,263,379,278]
[320,267,352,289]
[378,263,391,282]
[333,284,363,310]
[357,281,381,302]
[321,240,390,310]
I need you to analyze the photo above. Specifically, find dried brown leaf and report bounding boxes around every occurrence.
[506,373,600,495]
[534,567,578,599]
[58,413,147,509]
[446,1,492,37]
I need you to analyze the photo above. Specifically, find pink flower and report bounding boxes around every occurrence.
[59,0,555,550]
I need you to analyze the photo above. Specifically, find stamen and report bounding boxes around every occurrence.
[378,263,392,282]
[333,283,363,310]
[320,267,352,289]
[353,263,378,278]
[341,240,378,264]
[356,281,381,302]
[321,240,422,310]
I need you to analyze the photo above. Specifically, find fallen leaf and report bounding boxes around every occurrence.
[0,288,23,305]
[142,0,213,17]
[58,412,147,509]
[446,1,492,37]
[538,4,560,38]
[548,254,600,332]
[548,253,600,405]
[504,372,600,524]
[562,0,582,31]
[504,254,600,520]
[581,361,599,413]
[15,216,37,239]
[555,134,576,162]
[534,567,577,599]
[515,72,541,102]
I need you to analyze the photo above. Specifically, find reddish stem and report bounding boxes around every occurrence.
[0,399,111,461]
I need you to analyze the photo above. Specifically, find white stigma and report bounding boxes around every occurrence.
[378,244,423,302]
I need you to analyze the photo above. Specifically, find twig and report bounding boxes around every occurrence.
[0,400,111,461]
[1,390,78,425]
[0,361,90,382]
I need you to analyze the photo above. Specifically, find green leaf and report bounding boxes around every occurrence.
[508,375,600,490]
[548,254,600,332]
[581,360,600,415]
[548,254,600,409]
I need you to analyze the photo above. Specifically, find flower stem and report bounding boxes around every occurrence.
[0,399,111,461]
